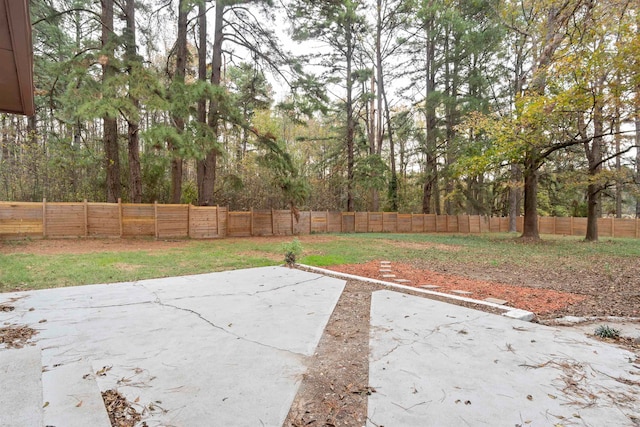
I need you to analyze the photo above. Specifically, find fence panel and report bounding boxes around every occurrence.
[189,206,220,238]
[397,214,412,233]
[342,212,356,233]
[157,205,189,239]
[458,215,469,234]
[273,210,293,236]
[354,212,367,232]
[327,212,342,233]
[310,211,328,234]
[613,218,637,238]
[227,211,252,237]
[121,204,154,237]
[383,213,398,233]
[0,202,43,238]
[87,203,119,237]
[46,203,85,238]
[539,217,555,235]
[252,210,273,236]
[294,211,310,235]
[572,217,587,236]
[411,214,424,233]
[368,212,383,232]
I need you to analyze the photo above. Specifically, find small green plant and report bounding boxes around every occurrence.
[594,325,620,339]
[282,238,303,267]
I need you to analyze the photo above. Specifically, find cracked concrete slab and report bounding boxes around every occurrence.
[368,290,640,427]
[0,266,345,426]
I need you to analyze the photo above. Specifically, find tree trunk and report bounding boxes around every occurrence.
[345,14,355,212]
[170,0,189,204]
[196,1,215,206]
[521,156,539,239]
[125,0,142,203]
[636,114,640,219]
[102,0,120,203]
[422,16,437,214]
[200,1,225,206]
[584,87,604,242]
[508,164,521,232]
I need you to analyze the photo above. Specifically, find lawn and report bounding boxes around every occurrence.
[0,233,638,293]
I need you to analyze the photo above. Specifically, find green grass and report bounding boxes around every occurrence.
[1,233,638,292]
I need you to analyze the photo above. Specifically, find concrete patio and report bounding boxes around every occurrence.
[1,267,638,426]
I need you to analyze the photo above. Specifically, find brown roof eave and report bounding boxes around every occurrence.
[2,0,35,116]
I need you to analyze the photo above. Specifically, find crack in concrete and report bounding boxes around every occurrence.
[154,299,305,359]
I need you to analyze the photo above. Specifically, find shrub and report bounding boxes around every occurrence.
[282,238,303,267]
[594,325,620,339]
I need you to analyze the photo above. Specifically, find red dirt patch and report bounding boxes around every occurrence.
[328,260,587,316]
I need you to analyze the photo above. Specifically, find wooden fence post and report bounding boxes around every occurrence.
[367,211,370,232]
[567,216,572,236]
[154,201,158,239]
[309,210,313,234]
[250,208,254,236]
[83,199,88,237]
[118,198,123,237]
[611,217,615,238]
[290,209,294,235]
[42,198,47,238]
[324,210,328,233]
[271,208,275,236]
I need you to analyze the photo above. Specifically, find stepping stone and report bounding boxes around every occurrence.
[394,279,411,283]
[419,285,440,289]
[381,274,396,279]
[379,269,392,273]
[484,297,508,305]
[380,261,391,265]
[451,290,473,295]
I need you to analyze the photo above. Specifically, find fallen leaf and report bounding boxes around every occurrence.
[43,401,49,408]
[75,400,83,407]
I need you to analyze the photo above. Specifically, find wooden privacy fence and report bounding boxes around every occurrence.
[1,200,639,239]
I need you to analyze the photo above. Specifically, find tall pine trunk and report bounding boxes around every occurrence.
[422,16,438,214]
[102,0,120,203]
[170,0,188,204]
[196,1,216,206]
[345,15,355,212]
[125,0,141,203]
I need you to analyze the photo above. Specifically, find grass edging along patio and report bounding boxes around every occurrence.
[297,263,536,322]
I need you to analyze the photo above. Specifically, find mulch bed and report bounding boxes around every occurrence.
[327,260,587,316]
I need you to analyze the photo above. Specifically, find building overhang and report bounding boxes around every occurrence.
[0,0,35,116]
